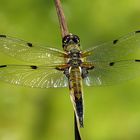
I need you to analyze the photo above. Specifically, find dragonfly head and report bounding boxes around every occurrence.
[62,34,80,51]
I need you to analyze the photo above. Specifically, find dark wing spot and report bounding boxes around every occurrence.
[109,62,115,66]
[0,35,6,38]
[27,42,33,47]
[135,59,140,62]
[135,30,140,33]
[31,65,37,69]
[0,65,7,68]
[113,39,118,44]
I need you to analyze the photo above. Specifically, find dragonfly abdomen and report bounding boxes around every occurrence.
[68,67,84,127]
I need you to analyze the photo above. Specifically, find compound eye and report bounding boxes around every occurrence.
[73,35,80,43]
[63,35,70,44]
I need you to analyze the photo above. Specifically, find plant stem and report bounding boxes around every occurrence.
[54,0,82,139]
[74,113,81,140]
[54,0,69,38]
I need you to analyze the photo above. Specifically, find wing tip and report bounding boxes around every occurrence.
[135,59,140,62]
[0,65,7,68]
[135,30,140,34]
[0,35,6,38]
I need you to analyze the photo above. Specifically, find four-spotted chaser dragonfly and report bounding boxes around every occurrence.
[0,31,140,127]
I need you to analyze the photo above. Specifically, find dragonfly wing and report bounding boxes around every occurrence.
[0,64,68,88]
[0,35,66,65]
[84,60,140,86]
[83,31,140,61]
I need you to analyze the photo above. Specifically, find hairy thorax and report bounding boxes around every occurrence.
[67,48,82,68]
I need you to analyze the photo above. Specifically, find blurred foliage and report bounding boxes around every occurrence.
[0,0,140,140]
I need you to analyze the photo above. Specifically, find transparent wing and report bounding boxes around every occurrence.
[83,31,140,61]
[0,64,68,88]
[84,60,140,86]
[0,35,66,65]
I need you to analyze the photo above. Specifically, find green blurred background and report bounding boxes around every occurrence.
[0,0,140,140]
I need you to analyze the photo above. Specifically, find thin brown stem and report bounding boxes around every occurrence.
[74,113,81,140]
[54,1,82,139]
[54,0,69,38]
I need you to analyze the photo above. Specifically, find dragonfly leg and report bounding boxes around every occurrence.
[81,64,94,78]
[64,68,70,78]
[81,67,89,78]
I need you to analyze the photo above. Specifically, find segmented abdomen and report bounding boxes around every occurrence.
[68,67,84,127]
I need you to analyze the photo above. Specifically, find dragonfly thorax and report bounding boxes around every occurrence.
[69,48,81,58]
[68,48,82,68]
[68,59,82,68]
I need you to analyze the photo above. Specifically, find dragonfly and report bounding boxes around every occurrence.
[0,31,140,127]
